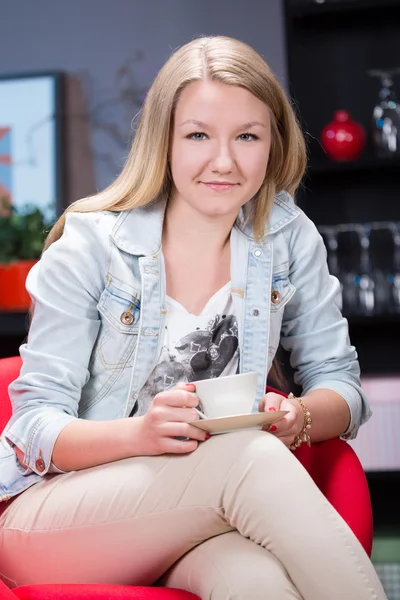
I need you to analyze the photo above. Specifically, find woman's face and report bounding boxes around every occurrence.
[169,79,271,220]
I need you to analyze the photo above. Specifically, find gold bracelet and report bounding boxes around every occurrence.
[288,392,312,450]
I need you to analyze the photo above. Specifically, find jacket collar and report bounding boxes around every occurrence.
[235,190,300,242]
[110,190,300,256]
[111,196,167,257]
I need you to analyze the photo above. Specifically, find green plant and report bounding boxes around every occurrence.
[0,197,53,264]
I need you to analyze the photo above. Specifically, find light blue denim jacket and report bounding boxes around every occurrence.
[0,191,371,501]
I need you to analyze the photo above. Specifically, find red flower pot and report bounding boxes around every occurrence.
[0,259,37,311]
[321,110,366,161]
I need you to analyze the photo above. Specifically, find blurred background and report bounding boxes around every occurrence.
[0,1,399,596]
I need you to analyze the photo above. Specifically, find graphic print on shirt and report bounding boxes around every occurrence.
[136,313,239,414]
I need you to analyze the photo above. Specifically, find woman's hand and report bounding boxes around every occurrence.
[259,392,304,447]
[134,383,208,456]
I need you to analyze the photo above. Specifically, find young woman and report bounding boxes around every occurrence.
[0,36,387,599]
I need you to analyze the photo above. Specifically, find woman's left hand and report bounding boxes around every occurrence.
[259,392,304,447]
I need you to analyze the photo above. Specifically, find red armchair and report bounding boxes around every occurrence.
[0,356,373,600]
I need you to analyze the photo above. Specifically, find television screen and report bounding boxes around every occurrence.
[0,72,64,223]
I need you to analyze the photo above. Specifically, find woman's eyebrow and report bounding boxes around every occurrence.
[240,121,267,129]
[178,119,210,128]
[178,119,267,129]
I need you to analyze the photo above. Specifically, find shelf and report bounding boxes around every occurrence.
[366,471,400,530]
[290,0,400,20]
[307,154,400,176]
[347,314,400,326]
[0,312,29,337]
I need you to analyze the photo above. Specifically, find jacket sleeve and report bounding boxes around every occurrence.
[4,212,106,474]
[280,211,371,440]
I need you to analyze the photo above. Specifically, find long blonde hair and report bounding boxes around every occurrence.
[45,35,306,250]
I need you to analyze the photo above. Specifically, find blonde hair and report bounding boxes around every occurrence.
[45,35,306,250]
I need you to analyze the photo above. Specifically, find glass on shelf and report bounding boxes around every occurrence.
[320,222,395,318]
[386,222,400,314]
[319,226,343,312]
[337,226,370,317]
[354,224,391,317]
[367,68,400,159]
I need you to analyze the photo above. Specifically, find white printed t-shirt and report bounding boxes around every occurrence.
[134,282,240,415]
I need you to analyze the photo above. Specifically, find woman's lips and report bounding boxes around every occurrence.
[202,182,237,192]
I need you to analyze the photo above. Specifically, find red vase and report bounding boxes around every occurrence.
[320,110,366,161]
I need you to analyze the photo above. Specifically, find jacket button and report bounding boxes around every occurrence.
[271,290,281,304]
[120,311,134,325]
[35,458,45,473]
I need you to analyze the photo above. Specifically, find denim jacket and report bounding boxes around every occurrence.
[0,191,371,501]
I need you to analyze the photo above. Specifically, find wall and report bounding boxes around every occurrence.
[0,0,287,200]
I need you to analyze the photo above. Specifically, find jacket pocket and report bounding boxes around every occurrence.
[269,274,296,360]
[270,275,296,313]
[95,277,140,370]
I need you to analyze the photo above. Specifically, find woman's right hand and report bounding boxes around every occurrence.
[51,383,207,472]
[133,383,209,456]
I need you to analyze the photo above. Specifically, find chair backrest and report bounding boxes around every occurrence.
[0,356,22,434]
[295,439,373,555]
[266,384,373,555]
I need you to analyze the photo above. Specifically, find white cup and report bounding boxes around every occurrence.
[193,372,258,419]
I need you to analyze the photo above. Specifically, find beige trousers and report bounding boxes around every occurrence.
[0,430,387,600]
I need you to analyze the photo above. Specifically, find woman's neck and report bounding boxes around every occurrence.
[162,195,237,254]
[162,195,233,314]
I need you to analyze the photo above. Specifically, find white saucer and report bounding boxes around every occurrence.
[189,410,288,435]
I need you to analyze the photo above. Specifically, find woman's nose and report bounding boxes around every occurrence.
[211,147,235,173]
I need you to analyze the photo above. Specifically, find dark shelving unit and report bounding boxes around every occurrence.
[290,0,400,19]
[0,312,29,358]
[0,312,29,337]
[366,471,400,532]
[308,154,400,175]
[284,0,400,369]
[284,0,400,531]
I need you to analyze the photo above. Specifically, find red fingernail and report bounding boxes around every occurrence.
[268,407,276,411]
[269,425,277,432]
[185,383,195,391]
[205,433,211,440]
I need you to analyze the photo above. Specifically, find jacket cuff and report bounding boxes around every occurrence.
[5,411,76,475]
[303,380,372,440]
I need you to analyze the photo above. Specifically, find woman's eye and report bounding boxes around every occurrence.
[186,132,258,142]
[238,133,258,142]
[187,132,208,141]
